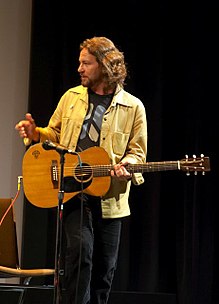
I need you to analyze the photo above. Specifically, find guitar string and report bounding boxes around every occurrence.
[50,161,205,176]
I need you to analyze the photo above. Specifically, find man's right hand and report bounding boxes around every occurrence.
[15,113,39,142]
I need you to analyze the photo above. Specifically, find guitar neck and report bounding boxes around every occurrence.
[93,161,180,177]
[127,161,179,173]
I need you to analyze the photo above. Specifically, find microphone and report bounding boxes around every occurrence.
[42,140,75,154]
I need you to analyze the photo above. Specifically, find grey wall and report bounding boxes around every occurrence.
[0,0,32,282]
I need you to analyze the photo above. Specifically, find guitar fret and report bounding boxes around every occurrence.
[127,162,179,173]
[93,165,112,177]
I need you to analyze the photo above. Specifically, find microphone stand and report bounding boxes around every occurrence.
[53,150,66,304]
[41,140,81,303]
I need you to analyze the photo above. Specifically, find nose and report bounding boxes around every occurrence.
[78,63,83,72]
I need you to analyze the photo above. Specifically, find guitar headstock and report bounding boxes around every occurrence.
[180,154,211,175]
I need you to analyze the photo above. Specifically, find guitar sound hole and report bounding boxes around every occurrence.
[74,162,93,183]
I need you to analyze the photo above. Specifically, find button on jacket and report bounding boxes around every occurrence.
[26,85,147,218]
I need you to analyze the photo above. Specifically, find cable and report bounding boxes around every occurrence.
[74,152,84,304]
[0,176,23,226]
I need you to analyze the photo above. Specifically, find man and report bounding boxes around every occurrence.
[15,36,147,304]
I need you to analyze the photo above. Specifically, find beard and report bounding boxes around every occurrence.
[81,78,88,87]
[80,72,103,90]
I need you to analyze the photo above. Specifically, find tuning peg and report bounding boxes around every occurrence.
[193,155,199,175]
[201,154,207,175]
[183,153,210,176]
[184,155,190,175]
[193,155,197,175]
[200,154,205,175]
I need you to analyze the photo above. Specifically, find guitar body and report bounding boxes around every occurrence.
[22,143,111,208]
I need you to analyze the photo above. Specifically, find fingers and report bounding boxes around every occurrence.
[15,113,35,129]
[112,163,132,180]
[25,113,35,123]
[15,121,28,138]
[15,113,36,139]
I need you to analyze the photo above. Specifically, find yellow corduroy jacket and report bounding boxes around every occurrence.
[25,85,148,218]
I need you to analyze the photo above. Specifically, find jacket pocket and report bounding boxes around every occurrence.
[112,132,129,156]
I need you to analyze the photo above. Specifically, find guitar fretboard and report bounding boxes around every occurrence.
[80,161,180,177]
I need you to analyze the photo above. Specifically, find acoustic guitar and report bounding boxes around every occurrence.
[22,142,211,208]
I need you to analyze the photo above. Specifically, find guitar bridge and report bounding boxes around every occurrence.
[51,160,59,189]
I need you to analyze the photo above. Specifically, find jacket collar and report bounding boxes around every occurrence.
[69,84,130,107]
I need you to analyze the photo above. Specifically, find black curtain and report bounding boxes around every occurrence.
[21,1,219,304]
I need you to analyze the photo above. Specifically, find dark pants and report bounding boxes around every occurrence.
[61,195,122,304]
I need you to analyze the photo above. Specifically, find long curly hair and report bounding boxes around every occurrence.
[80,37,128,90]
